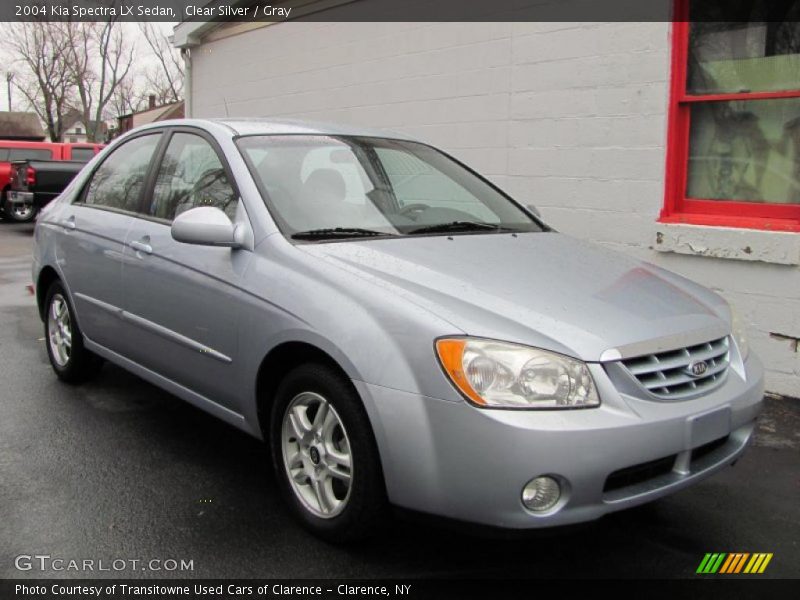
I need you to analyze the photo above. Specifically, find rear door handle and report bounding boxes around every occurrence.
[130,240,152,255]
[62,216,76,231]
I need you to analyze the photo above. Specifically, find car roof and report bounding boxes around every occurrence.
[0,140,60,147]
[141,118,420,142]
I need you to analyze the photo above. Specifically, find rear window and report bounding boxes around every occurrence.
[0,148,54,161]
[70,147,97,162]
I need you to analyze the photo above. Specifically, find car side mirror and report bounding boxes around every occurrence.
[526,204,542,218]
[171,206,244,248]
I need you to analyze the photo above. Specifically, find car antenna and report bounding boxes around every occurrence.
[223,96,230,117]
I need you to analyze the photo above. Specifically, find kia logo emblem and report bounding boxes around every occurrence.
[688,361,708,377]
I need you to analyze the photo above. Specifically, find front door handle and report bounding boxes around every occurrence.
[62,216,76,231]
[130,239,152,255]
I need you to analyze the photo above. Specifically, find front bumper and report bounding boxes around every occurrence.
[355,352,764,529]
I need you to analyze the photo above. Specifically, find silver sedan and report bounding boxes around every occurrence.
[32,119,763,541]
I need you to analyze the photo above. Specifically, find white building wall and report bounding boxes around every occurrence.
[190,20,800,397]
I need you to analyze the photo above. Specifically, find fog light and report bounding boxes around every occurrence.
[522,476,561,512]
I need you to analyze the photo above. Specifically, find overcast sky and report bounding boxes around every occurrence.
[2,21,178,113]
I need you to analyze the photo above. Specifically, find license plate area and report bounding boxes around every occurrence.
[687,407,731,449]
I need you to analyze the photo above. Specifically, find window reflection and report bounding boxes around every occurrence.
[687,98,800,204]
[151,133,238,221]
[688,1,800,94]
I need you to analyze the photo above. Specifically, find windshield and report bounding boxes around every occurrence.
[236,135,544,241]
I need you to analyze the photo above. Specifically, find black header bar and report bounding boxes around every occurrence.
[5,0,760,24]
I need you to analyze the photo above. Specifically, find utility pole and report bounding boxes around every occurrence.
[6,72,13,111]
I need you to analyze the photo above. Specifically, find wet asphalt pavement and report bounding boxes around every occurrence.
[0,221,798,580]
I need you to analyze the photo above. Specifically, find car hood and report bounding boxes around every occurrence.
[299,232,730,361]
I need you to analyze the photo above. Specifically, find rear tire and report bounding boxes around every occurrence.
[44,280,103,383]
[3,195,37,223]
[269,362,388,543]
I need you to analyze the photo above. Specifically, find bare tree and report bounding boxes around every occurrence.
[2,21,74,141]
[110,76,146,119]
[66,20,135,142]
[5,17,181,142]
[139,23,184,105]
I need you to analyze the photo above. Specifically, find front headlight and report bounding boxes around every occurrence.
[436,338,600,409]
[730,306,749,360]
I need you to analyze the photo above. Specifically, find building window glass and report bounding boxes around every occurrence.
[663,0,800,231]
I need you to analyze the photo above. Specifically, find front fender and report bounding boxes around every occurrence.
[237,240,467,434]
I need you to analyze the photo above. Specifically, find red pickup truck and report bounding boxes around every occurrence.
[1,141,103,222]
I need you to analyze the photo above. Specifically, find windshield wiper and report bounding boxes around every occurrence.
[291,227,392,241]
[408,221,512,235]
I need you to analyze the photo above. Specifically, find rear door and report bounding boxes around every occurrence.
[57,133,163,350]
[118,129,251,411]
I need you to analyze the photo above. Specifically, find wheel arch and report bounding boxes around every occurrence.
[255,341,356,440]
[36,265,61,321]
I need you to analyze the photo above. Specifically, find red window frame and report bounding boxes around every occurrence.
[660,0,800,232]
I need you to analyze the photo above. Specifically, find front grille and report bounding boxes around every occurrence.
[620,337,730,399]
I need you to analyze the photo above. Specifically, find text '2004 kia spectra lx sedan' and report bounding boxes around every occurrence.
[32,119,763,541]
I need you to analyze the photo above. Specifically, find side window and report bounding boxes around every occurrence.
[79,134,161,213]
[8,148,53,161]
[150,133,237,221]
[70,147,96,162]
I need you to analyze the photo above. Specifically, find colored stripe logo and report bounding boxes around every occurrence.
[696,553,773,574]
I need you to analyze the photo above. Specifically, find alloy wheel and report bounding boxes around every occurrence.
[47,293,72,367]
[281,391,353,518]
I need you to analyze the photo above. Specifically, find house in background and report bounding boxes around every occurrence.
[116,95,185,137]
[174,0,800,397]
[59,109,108,143]
[0,111,46,141]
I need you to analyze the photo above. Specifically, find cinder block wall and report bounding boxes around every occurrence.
[191,20,800,397]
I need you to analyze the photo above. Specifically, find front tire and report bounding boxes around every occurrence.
[44,281,103,383]
[270,363,387,542]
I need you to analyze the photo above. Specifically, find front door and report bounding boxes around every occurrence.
[118,131,251,411]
